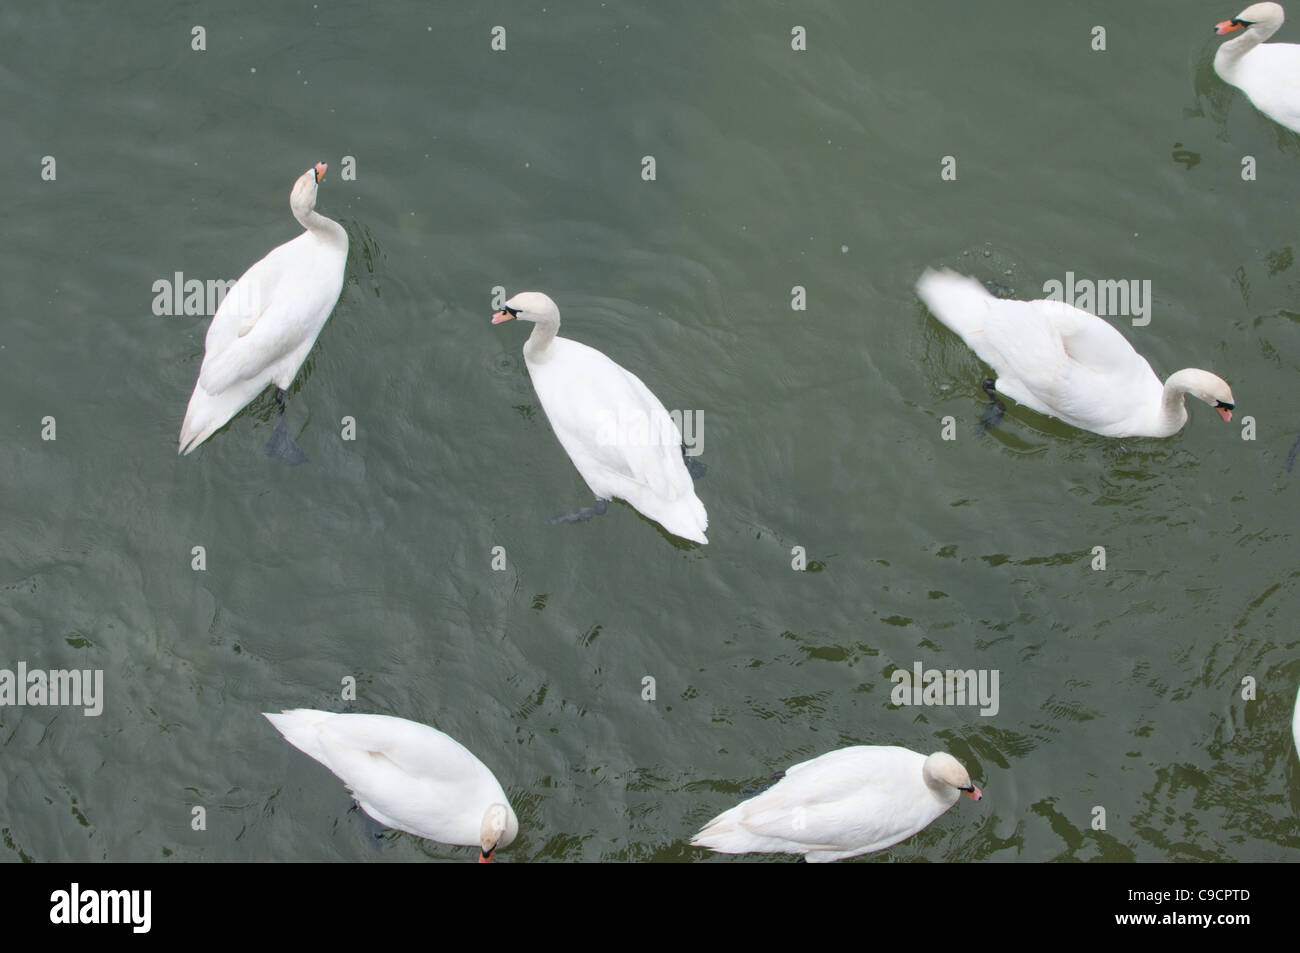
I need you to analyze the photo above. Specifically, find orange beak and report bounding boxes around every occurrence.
[1215,19,1245,34]
[1217,406,1233,422]
[314,162,327,183]
[965,785,983,801]
[478,849,495,863]
[491,310,514,324]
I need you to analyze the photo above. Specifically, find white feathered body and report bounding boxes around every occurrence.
[691,746,961,863]
[1216,39,1300,133]
[179,222,346,454]
[264,710,517,849]
[1293,683,1299,763]
[917,269,1174,437]
[527,336,708,544]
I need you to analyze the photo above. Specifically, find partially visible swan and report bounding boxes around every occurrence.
[916,269,1235,438]
[264,710,517,862]
[178,163,347,456]
[1293,682,1299,763]
[492,292,708,544]
[1214,3,1300,133]
[691,747,982,862]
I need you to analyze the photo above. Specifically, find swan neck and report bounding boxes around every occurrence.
[523,315,559,360]
[1157,375,1191,433]
[1219,23,1273,64]
[296,207,347,245]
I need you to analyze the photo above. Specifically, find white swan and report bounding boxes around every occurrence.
[492,292,708,544]
[1214,3,1300,133]
[916,269,1235,438]
[264,710,518,862]
[178,163,347,455]
[691,747,982,862]
[1293,682,1299,764]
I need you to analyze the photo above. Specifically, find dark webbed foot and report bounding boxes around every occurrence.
[265,388,307,464]
[1285,430,1300,472]
[348,800,386,850]
[979,378,1006,432]
[682,443,707,480]
[548,499,608,525]
[266,414,308,465]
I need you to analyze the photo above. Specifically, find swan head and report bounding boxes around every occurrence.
[1167,369,1235,423]
[922,752,982,802]
[477,803,515,863]
[491,291,560,326]
[1216,2,1284,36]
[289,162,327,218]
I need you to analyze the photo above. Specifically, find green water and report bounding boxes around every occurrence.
[1,0,1297,862]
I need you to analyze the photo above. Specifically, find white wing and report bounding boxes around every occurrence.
[917,268,1164,437]
[693,747,954,861]
[528,337,708,543]
[264,710,515,848]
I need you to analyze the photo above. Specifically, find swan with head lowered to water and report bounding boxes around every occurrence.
[264,710,517,862]
[492,291,708,544]
[915,269,1235,438]
[178,163,347,459]
[691,746,982,862]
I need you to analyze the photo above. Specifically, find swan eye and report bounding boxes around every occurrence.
[1233,18,1252,26]
[1216,400,1234,410]
[502,305,521,318]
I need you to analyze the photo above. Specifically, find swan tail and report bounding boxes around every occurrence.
[178,400,233,455]
[263,709,334,763]
[660,496,708,545]
[178,380,266,455]
[915,268,994,343]
[690,813,743,852]
[632,489,707,544]
[178,403,237,455]
[586,455,709,543]
[691,807,780,854]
